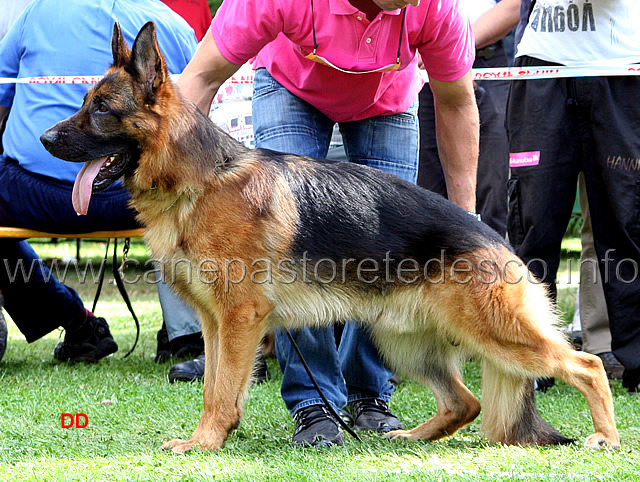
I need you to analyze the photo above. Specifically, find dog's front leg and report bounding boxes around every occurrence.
[162,301,269,453]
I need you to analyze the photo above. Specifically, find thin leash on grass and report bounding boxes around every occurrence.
[92,237,140,358]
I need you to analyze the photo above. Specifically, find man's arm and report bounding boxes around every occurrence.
[473,0,521,49]
[176,31,242,114]
[428,70,479,212]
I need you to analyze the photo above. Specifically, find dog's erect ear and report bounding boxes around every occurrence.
[111,22,131,67]
[126,22,168,99]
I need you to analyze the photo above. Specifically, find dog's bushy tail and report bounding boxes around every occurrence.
[481,362,573,446]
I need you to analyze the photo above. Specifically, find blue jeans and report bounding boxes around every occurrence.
[0,156,200,342]
[252,68,419,415]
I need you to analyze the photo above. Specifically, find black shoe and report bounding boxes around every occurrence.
[155,324,204,364]
[622,367,640,394]
[292,405,344,447]
[597,352,624,380]
[54,315,118,362]
[0,292,7,363]
[168,353,205,383]
[568,330,583,350]
[170,332,205,360]
[254,353,271,384]
[155,322,171,363]
[348,398,403,433]
[389,373,402,387]
[168,352,271,384]
[534,377,555,392]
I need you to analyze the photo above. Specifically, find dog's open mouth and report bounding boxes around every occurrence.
[72,153,129,215]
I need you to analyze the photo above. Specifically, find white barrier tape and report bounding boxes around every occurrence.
[0,73,252,85]
[1,64,638,85]
[0,75,104,84]
[467,64,640,81]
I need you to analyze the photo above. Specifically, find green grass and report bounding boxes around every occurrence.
[1,239,639,481]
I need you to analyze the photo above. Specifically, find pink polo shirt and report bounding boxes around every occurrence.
[211,0,474,123]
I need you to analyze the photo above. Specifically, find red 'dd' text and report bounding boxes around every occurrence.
[61,413,89,428]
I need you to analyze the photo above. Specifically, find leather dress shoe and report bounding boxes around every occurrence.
[168,353,204,383]
[168,353,271,383]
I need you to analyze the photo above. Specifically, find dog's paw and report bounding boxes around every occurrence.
[161,438,197,453]
[584,433,620,450]
[384,429,416,441]
[161,435,225,453]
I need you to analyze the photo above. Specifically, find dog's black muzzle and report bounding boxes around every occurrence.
[40,127,61,154]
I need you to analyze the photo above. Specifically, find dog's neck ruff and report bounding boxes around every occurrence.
[143,182,182,213]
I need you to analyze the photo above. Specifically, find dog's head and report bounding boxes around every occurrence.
[41,22,172,215]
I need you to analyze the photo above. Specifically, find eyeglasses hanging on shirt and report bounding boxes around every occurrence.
[302,0,407,74]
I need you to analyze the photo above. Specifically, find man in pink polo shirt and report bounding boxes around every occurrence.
[176,0,479,447]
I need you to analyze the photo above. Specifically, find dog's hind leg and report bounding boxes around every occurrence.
[481,346,619,449]
[162,300,270,453]
[385,362,481,442]
[386,373,481,442]
[544,348,619,449]
[470,272,619,448]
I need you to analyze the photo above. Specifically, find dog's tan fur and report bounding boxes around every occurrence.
[42,23,619,453]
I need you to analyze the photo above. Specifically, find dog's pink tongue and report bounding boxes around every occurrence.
[72,157,107,215]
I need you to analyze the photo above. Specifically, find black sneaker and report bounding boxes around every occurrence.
[292,405,344,447]
[349,398,403,433]
[0,291,7,363]
[54,315,118,362]
[168,353,205,383]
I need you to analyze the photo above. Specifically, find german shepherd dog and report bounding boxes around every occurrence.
[41,23,619,452]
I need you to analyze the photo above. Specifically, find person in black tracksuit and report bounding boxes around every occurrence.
[506,0,640,393]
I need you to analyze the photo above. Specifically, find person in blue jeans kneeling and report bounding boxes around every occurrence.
[0,0,198,363]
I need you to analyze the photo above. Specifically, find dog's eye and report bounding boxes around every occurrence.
[93,99,109,114]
